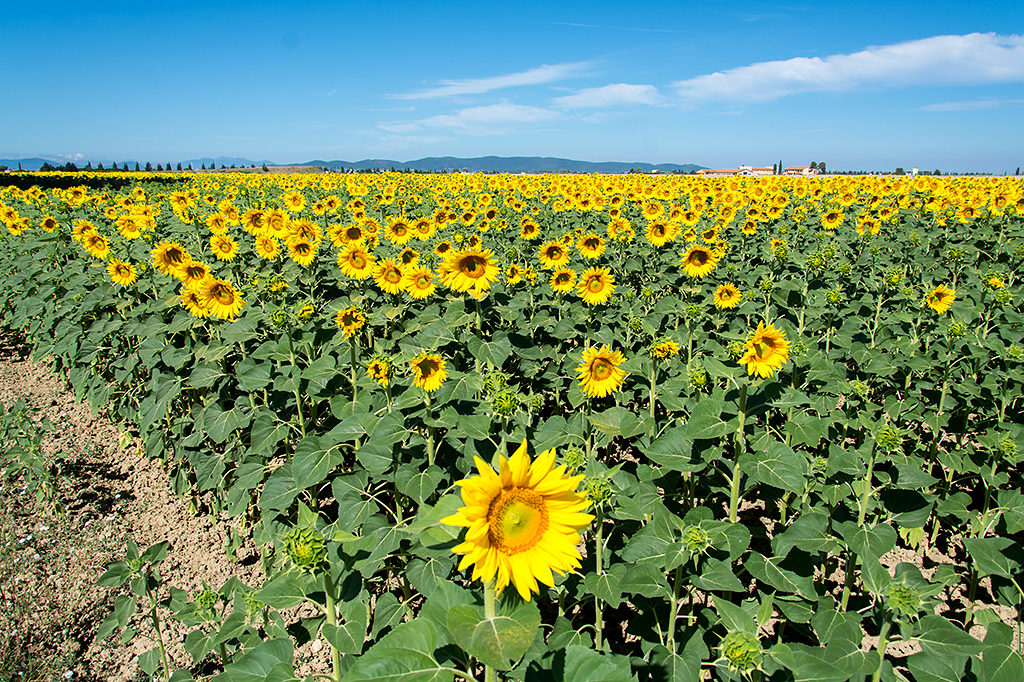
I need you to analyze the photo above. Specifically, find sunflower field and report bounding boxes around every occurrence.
[1,170,1023,682]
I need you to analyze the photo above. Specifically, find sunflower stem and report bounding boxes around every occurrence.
[484,581,497,682]
[324,571,342,682]
[649,364,658,438]
[594,507,604,652]
[425,393,435,467]
[350,336,358,406]
[729,382,748,523]
[287,331,307,438]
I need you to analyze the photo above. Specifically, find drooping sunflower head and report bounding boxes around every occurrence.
[713,283,742,310]
[576,267,615,305]
[576,344,627,398]
[441,439,594,601]
[737,321,791,379]
[925,284,955,314]
[649,338,681,361]
[410,353,448,393]
[679,245,719,278]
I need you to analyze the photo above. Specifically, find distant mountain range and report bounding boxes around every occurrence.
[1,155,705,174]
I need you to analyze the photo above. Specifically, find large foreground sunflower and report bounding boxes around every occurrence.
[737,321,790,379]
[442,440,594,601]
[576,345,627,398]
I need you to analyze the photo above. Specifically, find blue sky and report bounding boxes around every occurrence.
[3,1,1023,172]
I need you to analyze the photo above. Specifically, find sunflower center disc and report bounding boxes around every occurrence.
[213,286,234,304]
[588,278,603,292]
[754,339,775,359]
[461,256,485,278]
[592,359,612,379]
[417,359,439,377]
[489,488,549,553]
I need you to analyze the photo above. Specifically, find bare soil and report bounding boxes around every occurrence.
[0,332,269,681]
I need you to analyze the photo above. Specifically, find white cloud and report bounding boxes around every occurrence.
[920,98,1024,112]
[554,83,663,109]
[672,33,1024,103]
[380,102,560,137]
[392,62,592,99]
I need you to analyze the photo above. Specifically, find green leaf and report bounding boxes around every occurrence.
[322,600,369,655]
[259,463,299,512]
[978,644,1024,682]
[448,600,540,670]
[96,594,137,640]
[292,436,344,490]
[217,638,294,682]
[692,557,745,592]
[590,406,650,439]
[643,428,703,473]
[255,572,310,610]
[964,536,1024,578]
[906,650,968,682]
[582,564,625,608]
[560,645,637,682]
[746,551,816,598]
[394,464,444,506]
[681,397,732,440]
[341,618,451,682]
[466,333,512,368]
[235,358,272,392]
[774,511,837,558]
[841,521,897,560]
[738,440,808,494]
[915,615,983,657]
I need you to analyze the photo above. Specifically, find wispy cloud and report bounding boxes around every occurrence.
[379,101,560,136]
[920,98,1024,112]
[672,33,1024,103]
[392,62,592,99]
[554,84,664,109]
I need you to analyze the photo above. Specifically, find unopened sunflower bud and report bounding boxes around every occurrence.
[584,476,613,506]
[718,631,763,675]
[825,288,845,307]
[491,391,520,418]
[758,276,775,293]
[688,366,709,391]
[994,288,1012,305]
[194,589,217,615]
[727,340,747,360]
[680,525,710,554]
[269,309,290,329]
[562,445,586,473]
[947,320,967,339]
[884,581,922,619]
[284,527,326,573]
[998,436,1017,459]
[838,261,853,276]
[876,425,903,453]
[848,380,870,400]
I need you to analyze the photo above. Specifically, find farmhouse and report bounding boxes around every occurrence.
[697,165,775,177]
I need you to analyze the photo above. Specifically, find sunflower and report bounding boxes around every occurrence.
[576,233,606,259]
[410,353,448,393]
[206,213,229,235]
[366,356,393,387]
[439,248,500,298]
[679,245,719,278]
[335,306,365,339]
[40,215,59,233]
[210,234,239,262]
[650,339,681,361]
[82,232,110,259]
[254,236,280,260]
[549,268,577,293]
[265,209,289,238]
[241,208,266,235]
[402,265,437,300]
[821,209,844,230]
[72,220,96,240]
[644,221,673,248]
[441,439,594,601]
[197,278,245,320]
[714,283,742,309]
[642,200,665,221]
[288,238,318,267]
[384,217,414,246]
[374,258,405,295]
[506,264,525,285]
[180,288,210,318]
[434,240,453,258]
[520,220,541,240]
[576,345,627,398]
[337,243,375,280]
[399,247,419,266]
[537,240,570,270]
[737,321,791,379]
[925,285,955,314]
[149,241,190,276]
[116,215,142,239]
[179,261,212,288]
[281,191,305,213]
[412,217,435,240]
[576,267,615,305]
[107,259,138,287]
